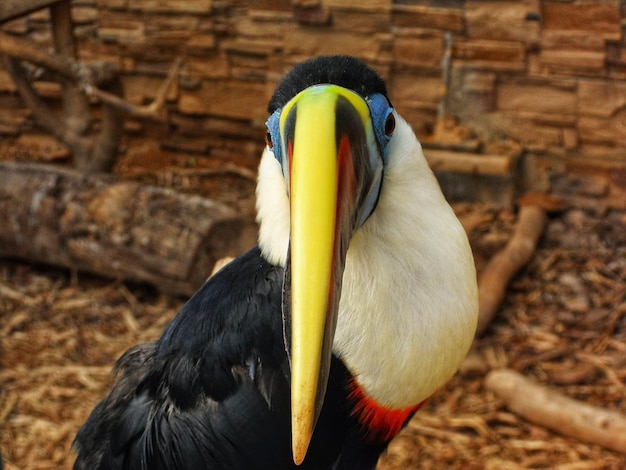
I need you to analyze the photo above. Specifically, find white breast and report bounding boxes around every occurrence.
[255,113,478,410]
[333,114,478,409]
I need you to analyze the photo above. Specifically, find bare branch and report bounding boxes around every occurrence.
[475,201,549,337]
[0,31,78,81]
[2,56,93,156]
[50,0,91,136]
[486,369,626,454]
[83,57,182,120]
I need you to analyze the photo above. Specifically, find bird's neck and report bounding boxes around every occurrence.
[255,118,478,411]
[333,117,478,410]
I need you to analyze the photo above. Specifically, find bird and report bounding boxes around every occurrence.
[73,55,478,470]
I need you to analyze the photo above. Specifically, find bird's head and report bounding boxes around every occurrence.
[256,56,399,464]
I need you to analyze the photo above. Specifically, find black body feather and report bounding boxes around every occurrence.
[73,247,391,470]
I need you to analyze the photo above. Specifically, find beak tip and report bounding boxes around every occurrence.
[293,452,305,466]
[292,440,308,466]
[291,414,313,465]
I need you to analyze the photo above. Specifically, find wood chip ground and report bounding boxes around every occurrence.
[1,197,625,469]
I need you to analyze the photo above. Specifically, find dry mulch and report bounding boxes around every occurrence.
[1,201,625,469]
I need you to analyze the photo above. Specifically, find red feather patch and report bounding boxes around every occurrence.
[348,379,424,443]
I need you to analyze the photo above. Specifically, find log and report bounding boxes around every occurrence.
[424,148,514,175]
[485,369,626,453]
[0,162,257,296]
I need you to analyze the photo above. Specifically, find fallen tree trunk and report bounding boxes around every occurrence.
[0,162,257,296]
[486,369,626,454]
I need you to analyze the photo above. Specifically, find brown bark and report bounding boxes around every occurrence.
[0,31,117,87]
[475,193,567,337]
[0,0,64,22]
[425,148,514,175]
[485,369,626,453]
[0,21,123,172]
[0,162,258,296]
[475,203,548,337]
[0,20,179,172]
[50,0,91,137]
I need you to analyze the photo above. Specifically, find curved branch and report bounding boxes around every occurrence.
[475,204,547,337]
[0,28,182,172]
[83,57,183,120]
[0,31,78,81]
[3,56,93,156]
[486,369,626,453]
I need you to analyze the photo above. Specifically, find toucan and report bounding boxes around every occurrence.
[73,55,478,470]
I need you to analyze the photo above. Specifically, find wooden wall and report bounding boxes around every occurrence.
[1,0,625,207]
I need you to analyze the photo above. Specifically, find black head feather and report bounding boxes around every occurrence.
[268,55,388,113]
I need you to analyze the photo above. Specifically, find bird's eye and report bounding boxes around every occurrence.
[384,113,395,136]
[265,131,273,149]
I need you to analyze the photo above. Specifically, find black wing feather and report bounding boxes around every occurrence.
[73,246,388,470]
[73,247,291,469]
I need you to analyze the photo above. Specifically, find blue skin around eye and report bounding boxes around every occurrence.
[266,110,282,163]
[366,93,394,163]
[265,93,393,164]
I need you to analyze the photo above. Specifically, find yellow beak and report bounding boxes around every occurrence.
[279,85,382,465]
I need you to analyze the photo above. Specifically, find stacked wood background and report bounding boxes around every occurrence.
[0,0,624,209]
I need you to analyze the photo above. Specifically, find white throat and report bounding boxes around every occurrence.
[256,114,478,409]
